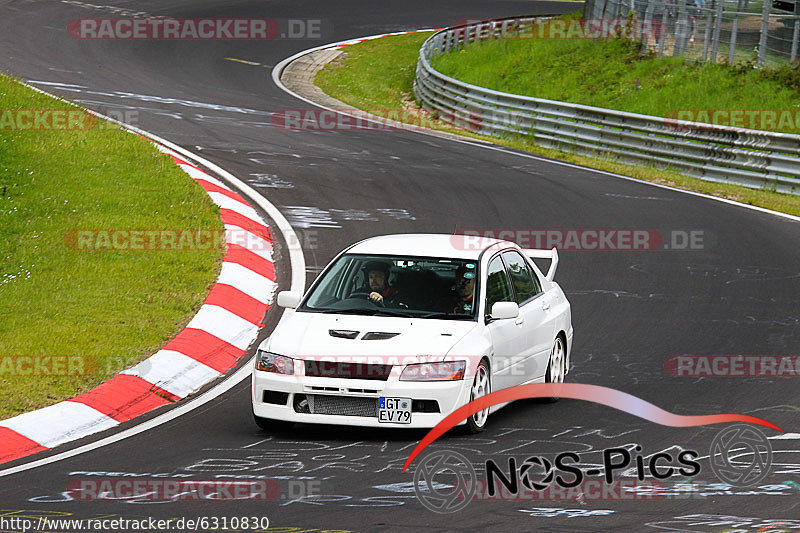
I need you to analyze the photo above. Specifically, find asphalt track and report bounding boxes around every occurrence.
[1,0,799,531]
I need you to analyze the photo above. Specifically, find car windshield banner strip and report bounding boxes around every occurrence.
[402,383,783,472]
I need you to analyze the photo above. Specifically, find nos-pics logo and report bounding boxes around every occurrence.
[413,424,773,513]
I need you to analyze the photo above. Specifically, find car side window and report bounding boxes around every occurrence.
[485,255,513,315]
[503,251,541,304]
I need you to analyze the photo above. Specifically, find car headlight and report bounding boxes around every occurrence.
[399,361,466,381]
[255,350,295,375]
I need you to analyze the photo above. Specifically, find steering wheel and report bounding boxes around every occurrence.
[349,290,385,307]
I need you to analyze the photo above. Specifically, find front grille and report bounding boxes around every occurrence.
[304,361,392,380]
[307,395,378,417]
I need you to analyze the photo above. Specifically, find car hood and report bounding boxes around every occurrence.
[267,311,478,360]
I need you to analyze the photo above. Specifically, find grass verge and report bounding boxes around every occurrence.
[0,75,224,419]
[430,28,800,133]
[315,31,800,216]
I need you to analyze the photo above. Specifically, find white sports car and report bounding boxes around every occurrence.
[251,233,572,432]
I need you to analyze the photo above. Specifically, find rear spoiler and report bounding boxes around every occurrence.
[522,247,559,282]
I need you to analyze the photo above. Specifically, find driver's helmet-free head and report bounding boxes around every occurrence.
[364,260,392,290]
[364,260,391,278]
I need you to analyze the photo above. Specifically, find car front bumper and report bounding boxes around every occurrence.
[252,368,474,429]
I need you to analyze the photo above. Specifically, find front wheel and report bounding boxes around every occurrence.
[465,359,491,433]
[543,336,566,402]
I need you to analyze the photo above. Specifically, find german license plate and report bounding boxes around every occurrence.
[378,397,411,424]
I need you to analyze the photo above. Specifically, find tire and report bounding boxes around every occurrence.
[253,413,294,432]
[465,359,491,434]
[543,336,566,403]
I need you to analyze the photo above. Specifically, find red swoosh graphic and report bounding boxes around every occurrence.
[402,383,783,472]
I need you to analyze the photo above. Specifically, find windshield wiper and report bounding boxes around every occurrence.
[419,312,469,319]
[316,308,380,315]
[313,308,416,318]
[373,309,416,318]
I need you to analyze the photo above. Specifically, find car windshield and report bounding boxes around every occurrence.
[301,254,479,320]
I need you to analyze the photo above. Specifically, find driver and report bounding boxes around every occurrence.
[364,260,397,305]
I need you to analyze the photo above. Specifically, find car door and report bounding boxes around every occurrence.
[484,254,527,391]
[502,250,555,382]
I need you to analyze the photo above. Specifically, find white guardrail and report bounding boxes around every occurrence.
[413,16,800,195]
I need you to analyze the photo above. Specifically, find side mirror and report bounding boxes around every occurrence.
[490,301,519,320]
[277,291,301,309]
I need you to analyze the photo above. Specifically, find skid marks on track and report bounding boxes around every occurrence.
[281,205,416,229]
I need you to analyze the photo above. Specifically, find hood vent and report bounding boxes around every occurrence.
[329,329,359,339]
[361,332,400,341]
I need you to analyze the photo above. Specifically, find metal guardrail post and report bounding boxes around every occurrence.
[642,0,656,53]
[593,0,605,19]
[710,0,723,62]
[729,0,742,64]
[658,2,670,56]
[675,0,689,55]
[702,6,713,60]
[758,0,771,67]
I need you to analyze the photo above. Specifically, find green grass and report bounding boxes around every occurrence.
[317,32,431,113]
[0,75,224,419]
[430,36,800,133]
[315,32,800,216]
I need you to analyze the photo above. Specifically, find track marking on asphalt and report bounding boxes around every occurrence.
[0,82,306,478]
[225,57,262,66]
[271,37,800,225]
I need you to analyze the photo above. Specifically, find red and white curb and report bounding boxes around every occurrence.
[0,143,276,464]
[332,29,443,48]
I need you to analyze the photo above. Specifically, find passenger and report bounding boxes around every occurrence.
[448,264,476,314]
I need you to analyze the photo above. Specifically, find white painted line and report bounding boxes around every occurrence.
[186,305,261,349]
[121,350,221,398]
[0,402,118,449]
[770,433,800,439]
[271,36,800,225]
